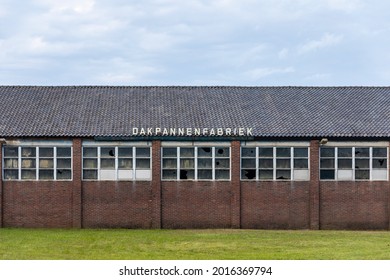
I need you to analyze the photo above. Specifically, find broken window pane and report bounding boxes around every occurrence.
[215,159,229,168]
[57,170,71,180]
[180,169,194,179]
[241,169,256,180]
[101,147,115,157]
[242,148,256,157]
[355,148,369,157]
[216,147,229,157]
[276,170,291,180]
[373,158,387,168]
[198,147,212,157]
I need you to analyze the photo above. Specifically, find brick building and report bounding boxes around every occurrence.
[1,86,390,229]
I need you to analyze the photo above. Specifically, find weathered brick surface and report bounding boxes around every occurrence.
[161,181,232,228]
[319,181,389,229]
[241,181,311,229]
[82,181,153,228]
[3,181,74,228]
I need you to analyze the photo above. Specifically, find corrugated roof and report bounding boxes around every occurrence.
[1,85,390,138]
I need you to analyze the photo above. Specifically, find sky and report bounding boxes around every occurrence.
[0,0,390,86]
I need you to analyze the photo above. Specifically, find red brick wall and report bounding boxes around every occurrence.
[241,181,311,229]
[2,181,74,228]
[319,181,389,229]
[161,181,232,228]
[82,181,153,228]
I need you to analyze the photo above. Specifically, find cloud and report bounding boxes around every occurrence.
[298,33,343,54]
[244,67,295,80]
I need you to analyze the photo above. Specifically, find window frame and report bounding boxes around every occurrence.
[2,141,73,181]
[82,141,152,181]
[161,142,231,181]
[240,142,310,181]
[319,144,388,181]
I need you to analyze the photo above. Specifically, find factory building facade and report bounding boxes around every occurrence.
[1,86,390,229]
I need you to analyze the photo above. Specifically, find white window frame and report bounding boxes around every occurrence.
[319,144,388,181]
[240,142,310,181]
[82,141,152,181]
[2,141,73,181]
[161,142,231,181]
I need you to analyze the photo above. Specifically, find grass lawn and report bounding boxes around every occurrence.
[0,228,390,260]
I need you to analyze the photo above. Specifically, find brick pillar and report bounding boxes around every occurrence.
[151,140,162,229]
[72,138,82,228]
[0,142,3,228]
[309,140,320,229]
[231,140,241,228]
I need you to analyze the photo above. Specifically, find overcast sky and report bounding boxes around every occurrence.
[1,0,390,86]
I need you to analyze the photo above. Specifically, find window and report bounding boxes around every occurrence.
[82,145,151,180]
[162,146,230,180]
[320,146,388,180]
[3,145,72,181]
[241,146,309,181]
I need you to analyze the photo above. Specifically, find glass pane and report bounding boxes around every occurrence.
[39,170,54,180]
[355,148,369,157]
[276,148,290,157]
[320,170,335,180]
[118,147,132,157]
[21,147,36,157]
[241,169,256,180]
[4,147,18,157]
[21,159,36,168]
[39,159,54,168]
[215,170,229,180]
[162,159,177,169]
[215,147,229,157]
[338,159,352,169]
[198,158,212,168]
[338,148,352,157]
[276,170,291,180]
[242,148,256,157]
[4,170,18,180]
[180,169,194,180]
[259,147,273,157]
[241,159,255,168]
[101,147,115,157]
[4,158,18,168]
[373,158,387,168]
[276,159,291,168]
[21,170,36,180]
[83,159,97,168]
[57,147,71,157]
[320,159,334,169]
[259,159,273,169]
[180,159,194,169]
[118,158,132,169]
[215,159,229,168]
[320,148,335,157]
[294,148,308,158]
[259,170,273,179]
[162,170,177,179]
[162,148,177,157]
[355,159,369,169]
[355,170,369,180]
[136,147,150,157]
[83,170,98,180]
[294,159,308,169]
[180,148,194,157]
[136,159,150,169]
[198,170,212,180]
[57,170,71,180]
[373,148,387,157]
[39,147,53,157]
[198,147,212,157]
[101,158,115,169]
[83,147,97,157]
[57,159,71,168]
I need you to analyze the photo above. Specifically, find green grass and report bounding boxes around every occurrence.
[1,229,390,260]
